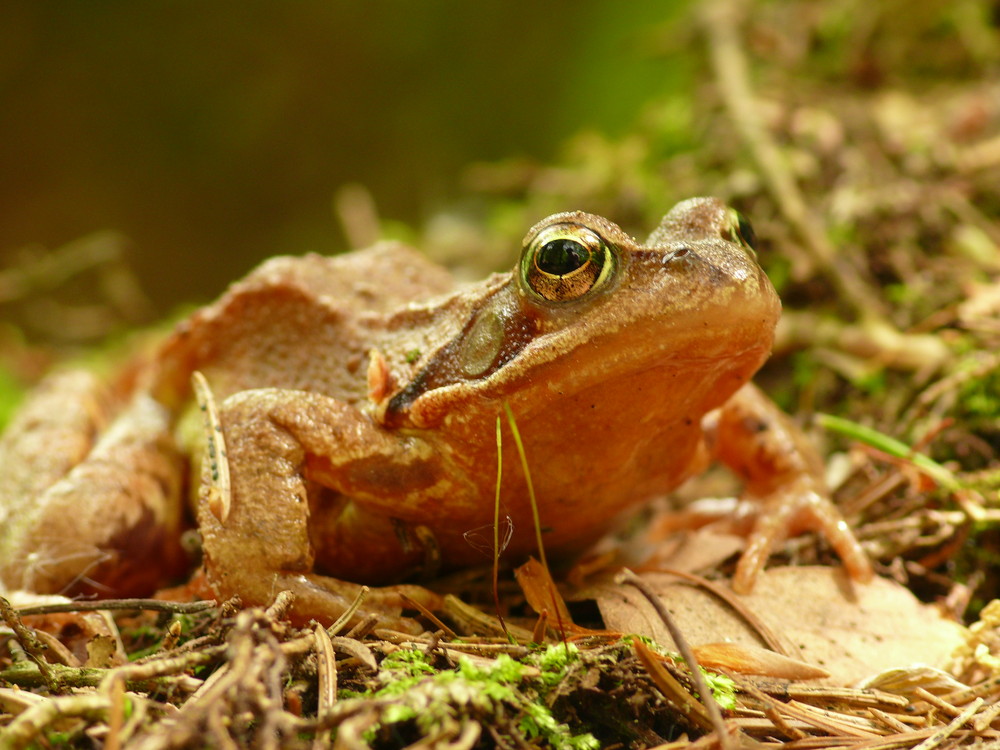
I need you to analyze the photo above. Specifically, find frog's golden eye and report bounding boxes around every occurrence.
[520,224,616,303]
[725,209,757,258]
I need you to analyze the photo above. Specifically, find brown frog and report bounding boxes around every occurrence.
[0,198,872,624]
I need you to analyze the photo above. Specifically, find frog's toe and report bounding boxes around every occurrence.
[732,497,794,594]
[733,487,872,594]
[289,576,442,635]
[208,567,441,634]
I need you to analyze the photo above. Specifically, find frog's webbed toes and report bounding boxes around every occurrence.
[733,485,873,594]
[209,568,439,634]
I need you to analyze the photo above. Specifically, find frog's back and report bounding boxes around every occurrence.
[238,243,455,313]
[152,243,456,405]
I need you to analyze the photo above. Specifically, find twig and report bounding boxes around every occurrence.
[328,586,369,636]
[637,567,793,656]
[400,591,458,639]
[14,598,217,616]
[104,671,126,750]
[0,597,59,692]
[265,590,296,621]
[634,639,714,732]
[100,645,225,690]
[312,625,337,750]
[618,569,737,750]
[0,694,111,750]
[780,699,881,738]
[869,707,916,734]
[737,678,808,740]
[911,698,982,750]
[328,636,378,672]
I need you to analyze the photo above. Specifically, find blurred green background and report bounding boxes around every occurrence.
[0,1,689,312]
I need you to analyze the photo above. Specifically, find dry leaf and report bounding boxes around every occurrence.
[693,642,829,680]
[515,557,610,637]
[4,590,126,667]
[514,557,574,625]
[585,566,966,685]
[639,528,746,577]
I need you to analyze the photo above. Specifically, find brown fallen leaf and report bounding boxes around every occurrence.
[639,527,747,578]
[514,557,575,626]
[582,566,966,686]
[514,557,610,638]
[694,642,830,680]
[3,591,127,668]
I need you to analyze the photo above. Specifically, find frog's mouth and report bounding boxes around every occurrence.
[395,298,777,434]
[528,315,773,399]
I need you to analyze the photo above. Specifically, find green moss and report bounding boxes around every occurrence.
[0,365,26,432]
[345,647,598,749]
[958,367,1000,421]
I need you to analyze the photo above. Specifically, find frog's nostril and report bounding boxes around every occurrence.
[666,247,691,263]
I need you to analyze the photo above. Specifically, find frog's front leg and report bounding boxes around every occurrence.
[197,387,446,627]
[706,383,873,593]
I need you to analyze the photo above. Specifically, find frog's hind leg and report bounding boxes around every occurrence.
[0,372,109,501]
[0,373,186,596]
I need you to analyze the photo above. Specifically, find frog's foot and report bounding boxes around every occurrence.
[205,565,442,633]
[733,482,873,594]
[707,383,873,593]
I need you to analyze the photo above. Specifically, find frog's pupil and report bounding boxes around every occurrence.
[537,239,590,276]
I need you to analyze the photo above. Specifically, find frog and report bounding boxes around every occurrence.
[0,197,873,625]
